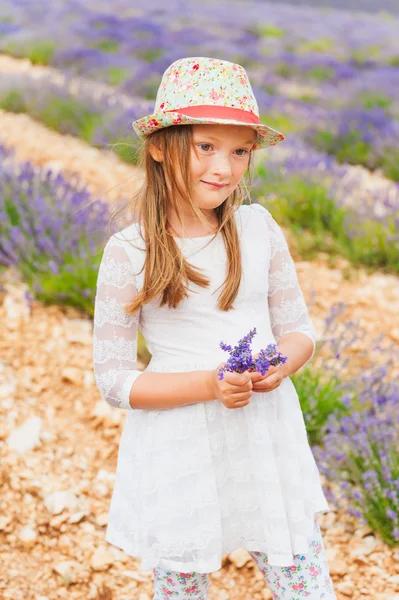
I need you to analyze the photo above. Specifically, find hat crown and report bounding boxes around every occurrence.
[154,57,260,116]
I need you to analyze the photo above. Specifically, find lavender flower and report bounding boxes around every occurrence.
[218,327,287,380]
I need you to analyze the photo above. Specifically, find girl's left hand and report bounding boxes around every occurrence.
[247,353,287,393]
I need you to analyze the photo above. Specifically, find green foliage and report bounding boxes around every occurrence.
[307,66,334,81]
[255,168,399,273]
[246,23,285,39]
[380,149,399,182]
[0,90,27,113]
[1,39,56,64]
[136,48,164,62]
[32,252,99,316]
[138,329,152,364]
[298,38,334,53]
[91,38,120,53]
[311,130,374,168]
[310,129,399,182]
[292,365,350,446]
[107,66,129,86]
[359,92,392,111]
[275,62,296,78]
[258,24,285,38]
[350,44,382,64]
[259,112,297,134]
[109,139,140,165]
[36,97,103,143]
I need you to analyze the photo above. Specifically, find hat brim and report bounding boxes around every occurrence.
[131,111,285,150]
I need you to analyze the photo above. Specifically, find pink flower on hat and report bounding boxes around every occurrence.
[149,119,159,128]
[210,89,224,101]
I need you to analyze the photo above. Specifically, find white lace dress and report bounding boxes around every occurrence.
[92,203,330,574]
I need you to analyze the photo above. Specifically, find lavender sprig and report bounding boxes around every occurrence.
[217,328,288,380]
[249,344,288,376]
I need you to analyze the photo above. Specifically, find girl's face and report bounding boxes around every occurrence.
[189,124,257,212]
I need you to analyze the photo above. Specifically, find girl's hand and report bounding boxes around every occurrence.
[248,352,287,393]
[210,362,253,409]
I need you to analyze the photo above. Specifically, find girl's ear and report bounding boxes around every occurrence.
[149,140,163,163]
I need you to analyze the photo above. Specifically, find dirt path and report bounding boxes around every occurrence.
[1,279,399,600]
[0,55,399,599]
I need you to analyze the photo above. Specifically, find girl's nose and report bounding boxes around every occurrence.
[211,154,233,178]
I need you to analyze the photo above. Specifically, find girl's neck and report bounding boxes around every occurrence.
[167,210,219,239]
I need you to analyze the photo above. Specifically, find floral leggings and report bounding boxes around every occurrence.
[152,517,337,599]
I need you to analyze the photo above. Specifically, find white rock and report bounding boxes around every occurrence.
[0,515,11,530]
[0,380,16,401]
[96,469,115,482]
[329,559,348,576]
[95,512,108,527]
[90,548,114,571]
[68,510,89,524]
[18,526,38,545]
[64,318,92,344]
[228,548,251,568]
[325,547,338,562]
[350,535,378,557]
[52,561,76,585]
[40,431,55,442]
[61,366,82,385]
[121,570,147,582]
[93,400,122,423]
[336,580,355,597]
[7,416,42,453]
[388,575,399,584]
[44,490,79,515]
[84,370,95,387]
[94,482,108,497]
[3,286,31,323]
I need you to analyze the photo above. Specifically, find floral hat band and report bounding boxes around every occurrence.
[131,56,285,151]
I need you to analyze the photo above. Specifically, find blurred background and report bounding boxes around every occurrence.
[0,2,399,599]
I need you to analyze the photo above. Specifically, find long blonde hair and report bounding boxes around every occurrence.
[110,124,256,314]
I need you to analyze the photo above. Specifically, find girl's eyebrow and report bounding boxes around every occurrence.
[195,135,255,144]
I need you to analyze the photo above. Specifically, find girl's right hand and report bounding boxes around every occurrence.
[209,363,253,409]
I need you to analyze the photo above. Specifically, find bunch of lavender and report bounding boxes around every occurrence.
[217,327,287,380]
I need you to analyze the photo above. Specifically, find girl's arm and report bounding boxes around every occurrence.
[255,204,317,376]
[92,236,144,410]
[92,235,216,411]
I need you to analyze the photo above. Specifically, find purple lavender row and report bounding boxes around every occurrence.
[0,144,111,315]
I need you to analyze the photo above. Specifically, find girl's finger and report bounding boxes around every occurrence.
[253,374,282,391]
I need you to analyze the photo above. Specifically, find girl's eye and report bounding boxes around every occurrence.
[198,144,249,156]
[235,148,249,156]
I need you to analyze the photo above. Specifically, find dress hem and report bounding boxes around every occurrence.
[105,506,330,573]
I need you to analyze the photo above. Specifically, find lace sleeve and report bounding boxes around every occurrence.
[252,204,317,364]
[92,235,143,410]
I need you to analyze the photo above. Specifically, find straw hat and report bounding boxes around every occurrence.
[132,56,285,150]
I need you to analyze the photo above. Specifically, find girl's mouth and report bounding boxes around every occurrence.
[201,181,227,189]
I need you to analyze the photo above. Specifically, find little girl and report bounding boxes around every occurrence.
[93,57,337,600]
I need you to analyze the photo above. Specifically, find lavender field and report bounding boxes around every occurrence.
[1,2,399,598]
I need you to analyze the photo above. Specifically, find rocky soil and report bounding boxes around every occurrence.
[1,54,399,600]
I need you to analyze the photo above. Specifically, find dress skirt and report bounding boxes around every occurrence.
[104,360,330,574]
